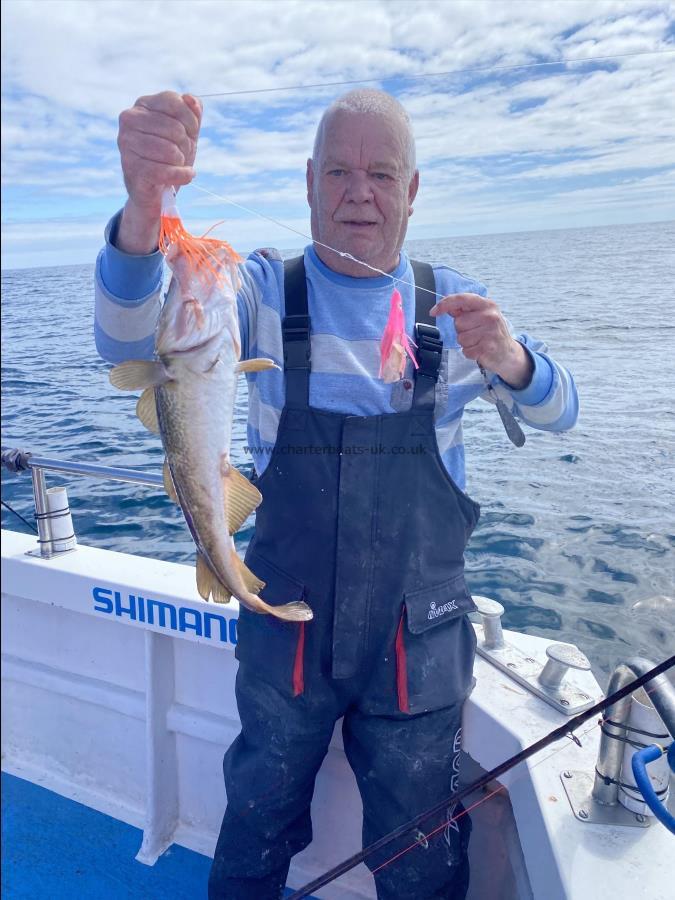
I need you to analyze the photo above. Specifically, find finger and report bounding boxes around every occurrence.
[135,91,201,139]
[120,104,197,155]
[429,293,491,317]
[121,131,190,168]
[119,112,197,173]
[452,310,495,334]
[125,149,196,187]
[130,111,196,160]
[182,93,203,123]
[456,328,486,352]
[458,335,501,366]
[459,344,482,361]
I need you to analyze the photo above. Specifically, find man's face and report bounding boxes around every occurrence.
[306,110,419,277]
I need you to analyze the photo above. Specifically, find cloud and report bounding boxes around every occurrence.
[2,0,674,267]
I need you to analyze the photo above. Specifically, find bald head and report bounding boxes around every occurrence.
[306,88,419,277]
[312,89,417,178]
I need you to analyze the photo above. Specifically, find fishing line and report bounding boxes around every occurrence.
[382,671,673,877]
[370,718,602,877]
[190,182,443,298]
[197,48,675,98]
[292,670,672,898]
[0,499,38,534]
[287,655,674,899]
[190,182,526,445]
[192,47,675,292]
[369,680,665,883]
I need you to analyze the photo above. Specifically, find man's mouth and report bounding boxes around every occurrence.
[339,220,377,227]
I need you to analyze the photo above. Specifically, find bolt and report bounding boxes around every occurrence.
[578,809,589,819]
[579,693,589,700]
[563,771,573,779]
[635,814,646,824]
[507,662,517,669]
[560,698,570,706]
[525,657,536,663]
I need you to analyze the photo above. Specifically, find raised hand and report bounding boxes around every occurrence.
[430,293,533,389]
[116,91,202,253]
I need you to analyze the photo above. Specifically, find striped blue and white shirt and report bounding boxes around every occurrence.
[95,213,578,489]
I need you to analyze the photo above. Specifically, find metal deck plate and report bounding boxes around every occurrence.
[560,771,651,827]
[473,623,599,714]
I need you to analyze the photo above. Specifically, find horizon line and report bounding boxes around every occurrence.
[2,216,673,273]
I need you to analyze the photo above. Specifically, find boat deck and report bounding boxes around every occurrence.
[4,529,672,900]
[1,773,315,899]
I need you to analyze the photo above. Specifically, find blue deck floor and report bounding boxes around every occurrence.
[1,772,315,898]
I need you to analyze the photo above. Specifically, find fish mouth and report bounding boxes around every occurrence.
[159,333,221,358]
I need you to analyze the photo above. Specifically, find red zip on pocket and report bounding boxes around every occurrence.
[395,611,410,713]
[292,622,305,697]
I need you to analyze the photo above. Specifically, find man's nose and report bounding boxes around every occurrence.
[345,170,373,202]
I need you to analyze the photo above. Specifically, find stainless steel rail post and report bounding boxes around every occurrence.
[593,657,675,806]
[2,448,165,559]
[30,465,54,559]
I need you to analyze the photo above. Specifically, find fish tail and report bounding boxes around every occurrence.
[243,595,314,622]
[228,551,314,621]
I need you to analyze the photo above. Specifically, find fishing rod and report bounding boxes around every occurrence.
[287,654,675,900]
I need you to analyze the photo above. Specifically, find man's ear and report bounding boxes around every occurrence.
[408,169,420,213]
[306,158,314,208]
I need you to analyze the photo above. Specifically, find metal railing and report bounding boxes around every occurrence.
[2,448,163,558]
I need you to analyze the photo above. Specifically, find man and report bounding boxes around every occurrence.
[95,88,578,899]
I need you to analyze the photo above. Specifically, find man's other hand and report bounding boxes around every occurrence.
[430,293,533,389]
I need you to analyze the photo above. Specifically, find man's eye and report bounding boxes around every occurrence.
[373,172,391,181]
[328,169,344,176]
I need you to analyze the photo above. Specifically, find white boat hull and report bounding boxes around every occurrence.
[2,529,672,899]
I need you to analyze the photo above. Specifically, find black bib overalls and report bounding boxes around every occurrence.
[208,258,480,900]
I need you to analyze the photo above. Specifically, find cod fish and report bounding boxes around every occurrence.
[110,189,312,623]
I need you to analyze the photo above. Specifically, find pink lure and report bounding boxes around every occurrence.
[379,288,418,383]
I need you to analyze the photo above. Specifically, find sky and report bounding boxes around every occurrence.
[2,0,674,269]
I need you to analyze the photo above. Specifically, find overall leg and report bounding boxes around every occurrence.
[208,664,337,900]
[343,702,471,900]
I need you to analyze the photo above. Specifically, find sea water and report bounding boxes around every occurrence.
[2,221,674,677]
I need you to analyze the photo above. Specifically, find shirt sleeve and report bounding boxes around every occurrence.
[94,211,164,363]
[484,333,579,432]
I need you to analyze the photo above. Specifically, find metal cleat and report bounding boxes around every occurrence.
[472,597,599,715]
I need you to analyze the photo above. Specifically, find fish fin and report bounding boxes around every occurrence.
[109,360,168,391]
[235,358,280,374]
[136,388,160,433]
[196,553,232,604]
[163,459,180,504]
[195,552,212,600]
[223,464,262,534]
[229,552,314,621]
[231,550,265,594]
[211,581,233,604]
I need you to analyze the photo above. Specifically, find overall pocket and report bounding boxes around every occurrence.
[235,551,307,697]
[396,573,478,714]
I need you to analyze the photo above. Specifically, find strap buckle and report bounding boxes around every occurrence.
[414,323,442,382]
[282,314,311,370]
